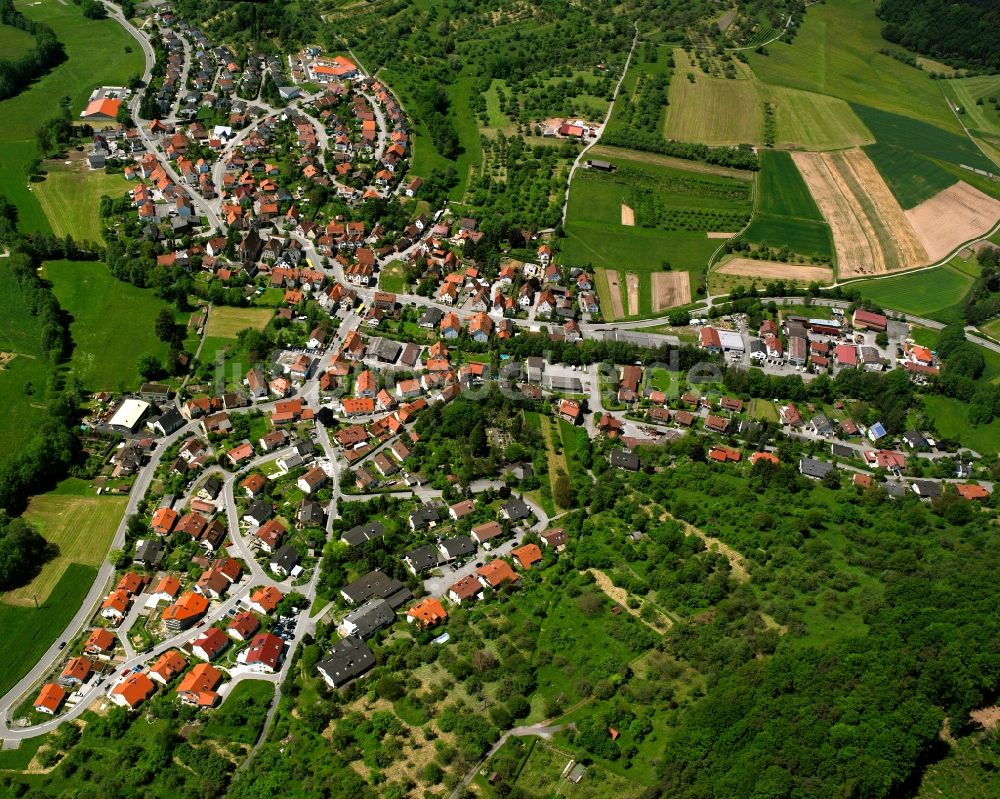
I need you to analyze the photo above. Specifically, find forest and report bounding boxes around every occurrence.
[877,0,1000,71]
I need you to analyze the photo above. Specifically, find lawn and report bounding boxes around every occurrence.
[0,563,97,697]
[0,263,50,452]
[765,85,874,151]
[850,262,974,321]
[378,259,409,293]
[749,397,779,422]
[747,0,962,135]
[539,415,571,513]
[0,21,36,59]
[666,48,762,145]
[0,0,143,233]
[5,481,126,606]
[33,155,132,244]
[43,260,178,390]
[203,306,273,339]
[924,394,1000,455]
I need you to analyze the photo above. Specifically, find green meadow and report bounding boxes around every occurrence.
[850,261,975,321]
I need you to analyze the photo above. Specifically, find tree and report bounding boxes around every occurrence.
[554,471,574,508]
[136,353,162,380]
[154,308,177,344]
[875,331,889,347]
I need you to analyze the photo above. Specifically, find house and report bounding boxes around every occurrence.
[557,399,582,425]
[911,480,942,499]
[84,628,117,658]
[297,466,328,494]
[340,570,411,608]
[151,507,179,536]
[476,560,518,590]
[853,309,887,332]
[195,567,231,600]
[339,598,396,638]
[146,575,181,608]
[59,656,94,686]
[241,632,284,673]
[176,663,222,707]
[610,448,639,471]
[750,452,779,466]
[511,543,543,570]
[799,458,834,480]
[317,636,376,689]
[227,442,254,467]
[407,598,448,629]
[704,415,729,434]
[249,585,284,615]
[449,499,476,520]
[440,312,462,339]
[408,505,440,531]
[448,575,484,604]
[341,522,385,547]
[254,519,287,553]
[111,673,156,709]
[269,543,300,577]
[34,683,66,715]
[243,499,272,527]
[709,446,741,463]
[192,627,230,661]
[241,473,267,500]
[956,483,989,500]
[472,520,504,548]
[438,535,477,563]
[499,498,531,523]
[101,589,131,624]
[541,527,567,550]
[853,473,873,489]
[133,539,163,568]
[404,544,440,576]
[700,327,722,352]
[149,650,188,685]
[162,591,209,631]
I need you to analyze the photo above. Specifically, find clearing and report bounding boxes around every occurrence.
[33,154,131,244]
[203,306,274,339]
[620,204,634,226]
[716,257,833,283]
[905,182,1000,262]
[625,272,639,316]
[651,272,692,311]
[596,268,625,321]
[5,482,125,607]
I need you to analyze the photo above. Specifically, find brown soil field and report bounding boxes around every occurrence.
[651,272,692,311]
[626,271,639,315]
[717,257,833,283]
[706,231,737,239]
[792,149,928,278]
[621,203,635,226]
[905,181,1000,262]
[971,706,1000,731]
[598,268,625,319]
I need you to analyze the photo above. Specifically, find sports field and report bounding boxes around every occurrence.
[43,260,178,390]
[33,155,131,244]
[5,481,125,606]
[765,85,874,151]
[204,306,273,339]
[666,49,761,145]
[849,261,975,321]
[0,265,49,453]
[747,0,961,135]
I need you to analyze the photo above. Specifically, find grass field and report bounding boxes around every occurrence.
[924,394,1000,455]
[378,260,408,293]
[203,306,273,339]
[742,150,833,259]
[0,264,50,452]
[33,155,131,244]
[0,563,97,697]
[604,44,672,140]
[4,481,125,607]
[943,75,1000,158]
[765,85,874,151]
[749,397,779,422]
[861,142,958,209]
[747,0,962,135]
[0,22,36,59]
[666,49,762,145]
[850,262,975,321]
[0,0,143,234]
[43,260,177,390]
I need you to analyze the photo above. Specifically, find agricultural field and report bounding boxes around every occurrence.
[791,148,928,277]
[0,21,36,59]
[862,142,958,209]
[764,85,874,151]
[5,480,125,607]
[747,0,962,134]
[203,306,273,339]
[42,260,178,391]
[0,264,49,453]
[0,563,97,698]
[32,155,131,244]
[943,74,1000,160]
[715,257,832,283]
[0,0,143,234]
[665,48,762,146]
[850,260,975,321]
[905,182,1000,262]
[741,150,834,260]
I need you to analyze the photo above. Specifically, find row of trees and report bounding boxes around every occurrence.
[0,0,66,101]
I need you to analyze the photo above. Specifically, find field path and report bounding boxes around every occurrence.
[587,568,672,632]
[662,511,749,581]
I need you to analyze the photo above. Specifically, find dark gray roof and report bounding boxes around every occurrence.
[501,498,531,521]
[340,570,410,607]
[317,636,375,687]
[342,598,395,638]
[799,458,834,478]
[270,543,300,574]
[153,407,185,435]
[369,337,402,363]
[245,499,271,524]
[297,500,325,527]
[202,475,223,498]
[911,480,942,497]
[418,307,444,326]
[134,539,163,566]
[610,448,640,471]
[405,544,440,574]
[409,505,440,529]
[341,522,385,547]
[831,443,855,459]
[439,535,477,560]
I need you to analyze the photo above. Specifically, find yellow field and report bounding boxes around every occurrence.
[203,306,274,339]
[666,49,762,145]
[4,491,126,607]
[766,86,875,151]
[33,154,131,244]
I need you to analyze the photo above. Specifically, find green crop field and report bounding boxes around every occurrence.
[0,563,97,697]
[43,260,178,391]
[0,22,36,59]
[747,0,961,135]
[0,1,143,234]
[861,142,958,208]
[741,151,833,258]
[33,156,131,244]
[0,264,49,453]
[666,49,762,145]
[6,481,125,607]
[766,85,874,151]
[850,262,974,321]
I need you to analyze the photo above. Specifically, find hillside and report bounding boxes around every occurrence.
[877,0,1000,72]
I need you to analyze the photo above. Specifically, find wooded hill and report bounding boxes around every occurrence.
[877,0,1000,72]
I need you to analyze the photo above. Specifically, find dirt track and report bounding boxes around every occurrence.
[651,272,692,311]
[717,257,833,283]
[598,268,625,320]
[706,231,736,239]
[626,272,639,315]
[621,203,635,226]
[906,181,1000,262]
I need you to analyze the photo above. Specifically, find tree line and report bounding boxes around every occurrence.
[0,0,66,101]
